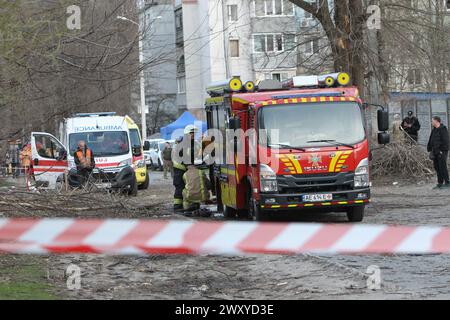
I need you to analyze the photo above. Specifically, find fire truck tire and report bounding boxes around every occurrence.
[346,206,364,222]
[253,205,270,222]
[223,206,237,219]
[246,187,270,221]
[237,210,251,220]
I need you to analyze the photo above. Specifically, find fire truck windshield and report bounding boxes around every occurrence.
[259,102,365,148]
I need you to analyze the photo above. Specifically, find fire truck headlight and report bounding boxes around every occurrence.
[354,158,369,188]
[260,164,278,193]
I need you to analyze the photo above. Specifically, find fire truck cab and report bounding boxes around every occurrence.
[205,73,389,222]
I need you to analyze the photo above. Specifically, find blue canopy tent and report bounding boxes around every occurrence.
[160,111,207,140]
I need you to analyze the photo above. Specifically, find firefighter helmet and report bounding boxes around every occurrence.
[184,125,199,135]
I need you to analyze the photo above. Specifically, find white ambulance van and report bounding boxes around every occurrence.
[30,112,150,194]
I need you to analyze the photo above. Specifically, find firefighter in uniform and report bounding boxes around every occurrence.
[182,165,210,212]
[172,125,204,212]
[74,140,95,186]
[172,136,187,212]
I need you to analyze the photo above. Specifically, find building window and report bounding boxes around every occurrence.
[407,69,422,85]
[175,11,183,30]
[303,0,319,18]
[228,5,238,22]
[266,35,274,51]
[284,34,296,51]
[255,0,265,16]
[271,72,289,81]
[230,39,240,57]
[177,55,185,74]
[446,0,450,10]
[313,38,319,53]
[253,34,284,53]
[305,38,319,54]
[177,77,186,93]
[254,0,294,16]
[275,34,283,51]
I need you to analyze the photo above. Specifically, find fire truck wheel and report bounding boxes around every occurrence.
[237,210,251,220]
[223,206,237,219]
[346,206,365,222]
[247,189,270,221]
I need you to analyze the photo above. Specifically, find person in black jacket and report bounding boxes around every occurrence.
[427,116,450,189]
[402,111,421,142]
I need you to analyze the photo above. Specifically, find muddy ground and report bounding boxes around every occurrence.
[1,172,450,299]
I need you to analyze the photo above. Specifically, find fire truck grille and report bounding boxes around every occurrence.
[277,172,355,193]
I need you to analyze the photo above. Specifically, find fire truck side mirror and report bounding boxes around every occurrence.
[229,117,241,130]
[378,132,390,145]
[377,109,389,132]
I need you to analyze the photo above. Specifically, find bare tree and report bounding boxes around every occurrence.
[289,0,366,95]
[0,0,172,149]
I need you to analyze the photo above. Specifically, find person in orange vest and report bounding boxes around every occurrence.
[19,144,33,181]
[74,140,95,185]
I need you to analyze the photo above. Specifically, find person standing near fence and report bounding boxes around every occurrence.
[427,116,450,189]
[401,111,421,142]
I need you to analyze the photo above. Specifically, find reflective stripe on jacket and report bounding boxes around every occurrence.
[173,160,187,171]
[182,166,210,203]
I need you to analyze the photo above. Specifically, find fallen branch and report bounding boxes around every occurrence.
[371,142,435,179]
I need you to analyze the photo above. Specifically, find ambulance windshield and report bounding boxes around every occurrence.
[259,102,365,148]
[69,131,129,156]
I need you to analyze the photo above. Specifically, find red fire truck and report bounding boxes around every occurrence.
[205,73,389,222]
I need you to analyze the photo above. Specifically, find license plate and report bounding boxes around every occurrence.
[95,183,112,189]
[303,194,333,202]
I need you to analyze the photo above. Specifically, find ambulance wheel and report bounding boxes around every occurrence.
[223,206,237,219]
[346,206,364,222]
[138,173,150,190]
[128,180,138,197]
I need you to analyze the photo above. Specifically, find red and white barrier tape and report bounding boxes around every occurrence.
[0,218,449,255]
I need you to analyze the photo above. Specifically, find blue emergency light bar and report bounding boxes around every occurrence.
[272,92,343,100]
[73,112,117,117]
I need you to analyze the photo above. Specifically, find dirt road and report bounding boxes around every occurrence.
[1,172,450,299]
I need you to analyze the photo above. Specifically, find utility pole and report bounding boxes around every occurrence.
[117,1,161,141]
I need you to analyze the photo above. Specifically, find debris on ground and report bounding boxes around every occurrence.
[371,142,434,179]
[0,188,172,218]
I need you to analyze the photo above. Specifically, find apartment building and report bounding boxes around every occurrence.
[173,0,303,119]
[141,0,178,134]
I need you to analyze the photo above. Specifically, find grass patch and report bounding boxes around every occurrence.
[0,256,59,300]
